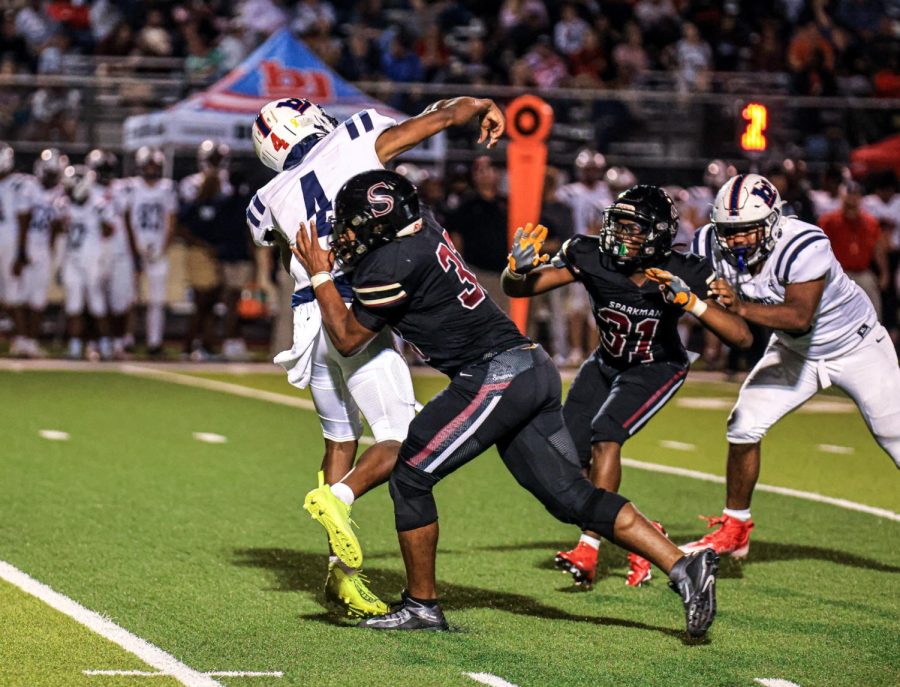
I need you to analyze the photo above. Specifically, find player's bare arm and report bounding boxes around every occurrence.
[711,276,825,333]
[645,268,752,349]
[291,220,378,356]
[375,97,505,163]
[502,222,575,297]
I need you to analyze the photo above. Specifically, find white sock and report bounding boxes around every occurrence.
[330,482,355,507]
[723,507,752,522]
[579,533,601,550]
[146,304,164,348]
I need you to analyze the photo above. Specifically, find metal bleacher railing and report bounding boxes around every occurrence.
[1,58,898,182]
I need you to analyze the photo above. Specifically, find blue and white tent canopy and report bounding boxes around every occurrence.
[123,29,443,161]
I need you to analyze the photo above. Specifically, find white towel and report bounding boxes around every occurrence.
[273,301,322,390]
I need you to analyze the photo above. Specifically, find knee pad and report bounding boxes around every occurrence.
[726,407,767,444]
[579,488,629,540]
[389,461,439,532]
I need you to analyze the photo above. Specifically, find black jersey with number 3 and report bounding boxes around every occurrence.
[555,234,713,370]
[350,213,529,376]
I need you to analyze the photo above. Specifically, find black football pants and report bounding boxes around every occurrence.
[389,344,628,536]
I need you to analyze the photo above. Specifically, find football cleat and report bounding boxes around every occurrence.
[357,590,449,631]
[554,541,599,588]
[303,472,363,569]
[625,521,667,587]
[680,514,754,558]
[668,548,720,638]
[324,562,389,618]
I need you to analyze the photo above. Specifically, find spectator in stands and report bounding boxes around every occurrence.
[810,164,847,219]
[237,0,288,40]
[89,0,122,49]
[612,22,649,85]
[15,0,57,57]
[521,35,568,88]
[415,23,449,82]
[671,21,712,91]
[554,3,591,57]
[863,171,900,344]
[445,156,510,311]
[136,8,174,58]
[292,0,336,37]
[819,181,890,318]
[568,28,607,87]
[337,25,381,81]
[749,18,786,73]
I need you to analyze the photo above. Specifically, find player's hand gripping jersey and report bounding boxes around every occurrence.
[553,234,713,370]
[350,212,529,377]
[693,217,877,359]
[246,109,395,299]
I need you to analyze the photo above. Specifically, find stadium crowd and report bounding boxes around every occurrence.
[2,0,897,94]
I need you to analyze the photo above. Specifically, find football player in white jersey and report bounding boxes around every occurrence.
[247,95,504,616]
[11,148,68,357]
[58,165,114,359]
[0,142,29,352]
[682,173,900,558]
[87,149,134,358]
[124,146,177,355]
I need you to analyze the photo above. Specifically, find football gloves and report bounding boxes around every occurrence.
[508,222,550,274]
[644,267,707,317]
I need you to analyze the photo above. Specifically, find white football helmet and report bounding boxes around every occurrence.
[703,159,737,189]
[711,173,782,270]
[252,97,338,172]
[604,166,637,194]
[62,164,96,203]
[0,142,13,175]
[34,148,69,186]
[135,146,165,179]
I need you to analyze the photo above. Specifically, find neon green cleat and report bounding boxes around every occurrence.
[303,472,363,569]
[324,562,389,618]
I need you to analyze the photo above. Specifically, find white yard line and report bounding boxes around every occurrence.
[39,429,70,441]
[464,673,521,687]
[659,440,696,451]
[621,458,900,522]
[816,444,855,455]
[755,679,803,687]
[192,432,228,444]
[84,670,282,678]
[0,561,222,687]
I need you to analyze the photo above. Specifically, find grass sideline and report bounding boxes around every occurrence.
[2,368,898,687]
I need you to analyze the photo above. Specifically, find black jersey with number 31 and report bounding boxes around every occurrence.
[350,213,529,377]
[555,234,713,370]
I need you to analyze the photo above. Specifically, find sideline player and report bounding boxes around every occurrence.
[86,149,134,358]
[12,148,68,357]
[293,170,720,637]
[0,143,28,350]
[682,173,900,557]
[247,95,506,616]
[502,186,752,588]
[124,146,177,355]
[58,165,114,359]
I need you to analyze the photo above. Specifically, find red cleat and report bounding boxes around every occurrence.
[625,521,667,587]
[680,514,754,558]
[554,541,599,587]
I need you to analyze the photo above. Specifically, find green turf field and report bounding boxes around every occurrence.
[2,367,898,687]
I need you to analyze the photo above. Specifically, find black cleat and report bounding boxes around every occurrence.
[669,548,719,638]
[357,591,449,631]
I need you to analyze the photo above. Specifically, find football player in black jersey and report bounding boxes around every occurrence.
[292,170,721,638]
[502,185,752,589]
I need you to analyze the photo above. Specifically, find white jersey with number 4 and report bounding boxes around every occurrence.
[693,216,877,360]
[245,109,396,292]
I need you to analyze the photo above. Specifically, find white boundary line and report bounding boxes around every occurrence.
[621,458,900,522]
[0,561,222,687]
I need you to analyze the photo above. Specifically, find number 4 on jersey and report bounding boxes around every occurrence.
[436,230,486,310]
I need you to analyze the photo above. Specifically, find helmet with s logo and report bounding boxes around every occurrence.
[331,170,422,268]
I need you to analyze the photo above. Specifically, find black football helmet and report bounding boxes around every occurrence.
[599,184,678,269]
[331,170,422,268]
